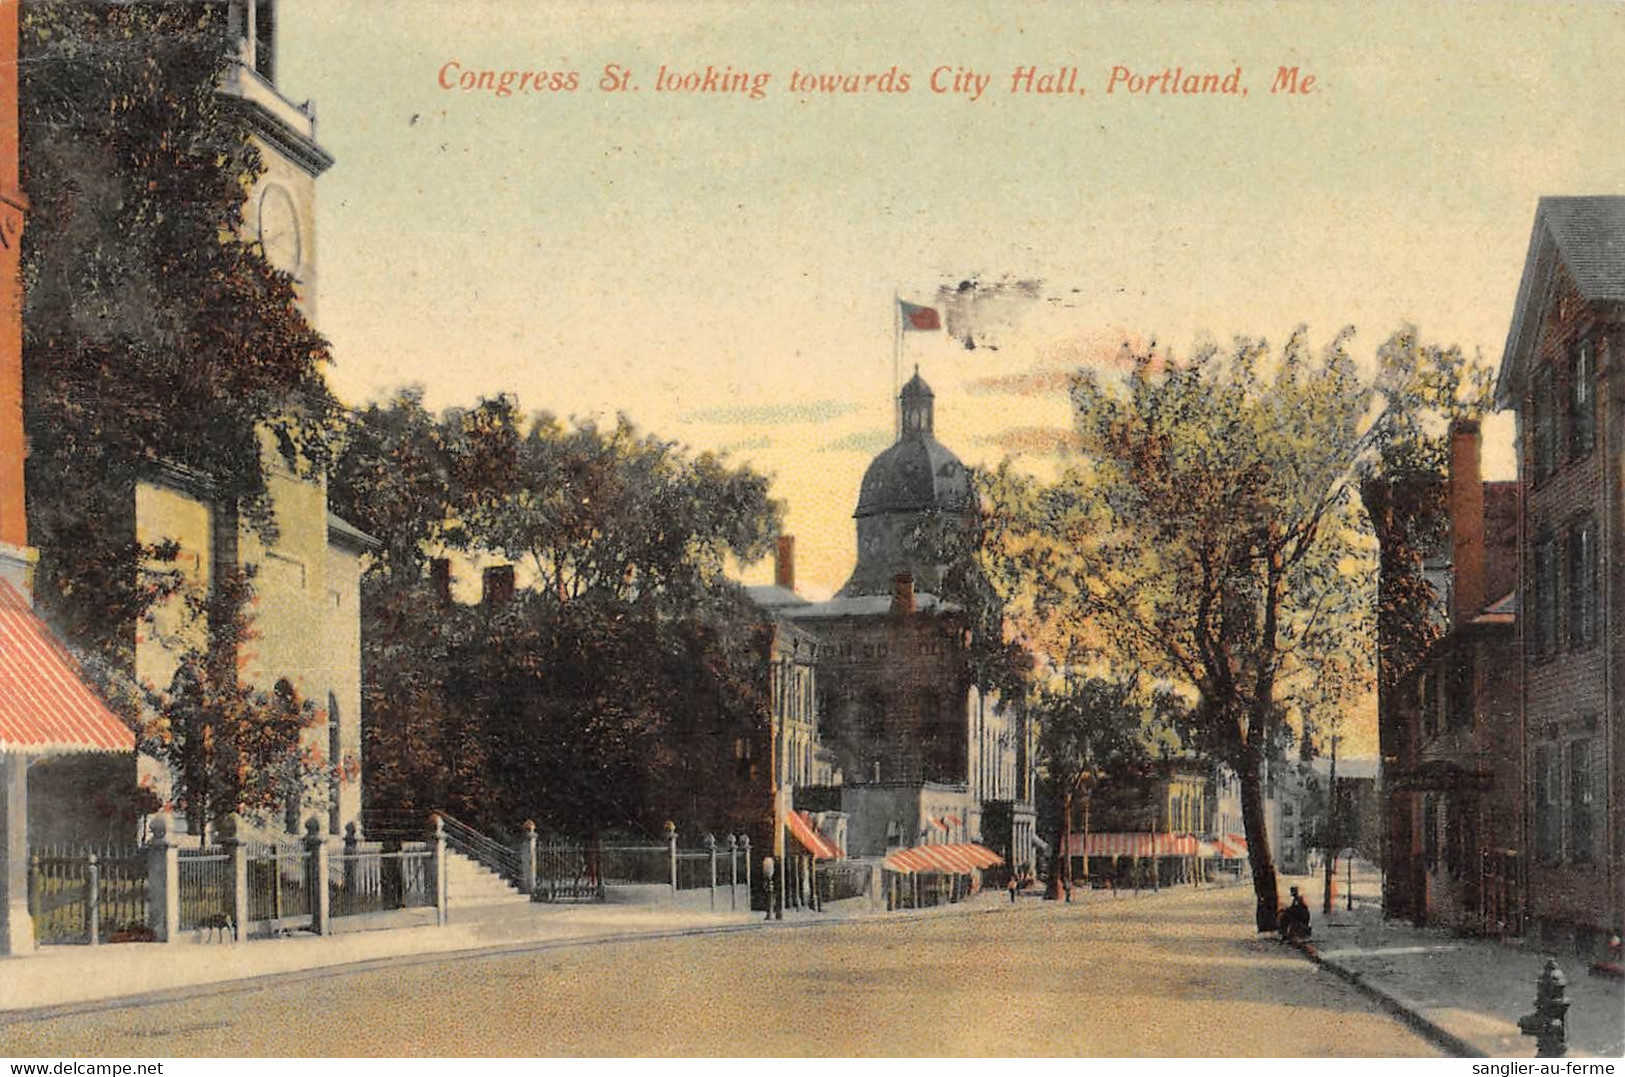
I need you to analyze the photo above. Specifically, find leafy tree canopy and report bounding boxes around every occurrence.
[21,0,337,662]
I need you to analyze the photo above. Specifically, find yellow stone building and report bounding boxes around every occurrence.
[132,1,374,839]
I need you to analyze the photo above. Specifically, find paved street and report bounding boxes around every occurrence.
[1,884,1439,1057]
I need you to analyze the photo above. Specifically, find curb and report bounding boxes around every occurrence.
[1292,939,1485,1058]
[0,895,1021,1026]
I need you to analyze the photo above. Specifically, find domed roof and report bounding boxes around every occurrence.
[855,435,972,518]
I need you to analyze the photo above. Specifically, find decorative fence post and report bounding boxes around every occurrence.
[85,853,99,947]
[222,814,248,943]
[517,821,537,897]
[146,815,179,943]
[728,834,738,912]
[664,821,678,900]
[704,834,717,911]
[305,818,331,936]
[429,813,448,926]
[740,834,752,899]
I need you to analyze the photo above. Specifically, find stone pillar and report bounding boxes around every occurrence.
[664,821,677,899]
[517,820,537,896]
[428,814,447,926]
[146,814,179,943]
[305,817,330,936]
[0,752,32,954]
[222,814,247,942]
[84,853,99,947]
[343,821,360,909]
[728,835,738,912]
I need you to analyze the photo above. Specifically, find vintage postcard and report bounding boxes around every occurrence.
[0,0,1621,1063]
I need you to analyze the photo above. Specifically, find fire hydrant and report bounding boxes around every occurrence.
[1517,958,1570,1057]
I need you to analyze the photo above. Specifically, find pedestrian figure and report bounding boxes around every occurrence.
[1278,885,1312,942]
[1008,875,1018,903]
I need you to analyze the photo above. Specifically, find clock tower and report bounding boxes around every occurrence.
[220,0,334,323]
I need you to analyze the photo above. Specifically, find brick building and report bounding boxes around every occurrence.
[777,373,1037,870]
[1496,196,1624,957]
[1371,421,1523,933]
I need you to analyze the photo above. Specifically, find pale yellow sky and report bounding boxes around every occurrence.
[278,0,1618,611]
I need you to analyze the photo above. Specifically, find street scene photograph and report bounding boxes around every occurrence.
[0,0,1622,1062]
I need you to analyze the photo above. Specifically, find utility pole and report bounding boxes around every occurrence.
[1323,733,1340,916]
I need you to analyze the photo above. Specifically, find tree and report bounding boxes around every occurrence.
[989,327,1483,929]
[21,0,337,666]
[330,393,784,838]
[1032,673,1146,898]
[139,570,321,841]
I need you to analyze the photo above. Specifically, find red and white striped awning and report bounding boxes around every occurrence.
[1066,832,1203,858]
[1211,833,1250,859]
[884,842,1004,875]
[785,810,841,860]
[0,579,133,755]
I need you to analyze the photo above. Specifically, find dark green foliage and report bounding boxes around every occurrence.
[21,0,337,666]
[334,393,783,839]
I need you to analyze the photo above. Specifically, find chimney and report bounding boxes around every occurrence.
[1448,418,1485,626]
[775,535,795,592]
[481,564,515,607]
[890,571,916,616]
[430,558,452,606]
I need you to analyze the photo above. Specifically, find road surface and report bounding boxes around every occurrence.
[1,883,1440,1056]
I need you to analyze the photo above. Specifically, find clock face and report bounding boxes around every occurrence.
[257,184,302,276]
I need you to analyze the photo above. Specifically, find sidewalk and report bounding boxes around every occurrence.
[0,887,1022,1018]
[1295,867,1624,1058]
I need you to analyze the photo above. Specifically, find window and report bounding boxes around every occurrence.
[1534,535,1559,656]
[1533,744,1560,866]
[1570,739,1595,865]
[1568,340,1595,459]
[1421,670,1440,737]
[1532,364,1557,481]
[1568,519,1598,649]
[1423,793,1441,871]
[1446,650,1474,730]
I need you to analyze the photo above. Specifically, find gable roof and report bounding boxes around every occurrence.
[1498,196,1625,407]
[0,579,133,754]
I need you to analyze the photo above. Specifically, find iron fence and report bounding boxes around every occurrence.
[328,842,435,917]
[176,847,232,932]
[534,840,604,902]
[27,845,149,945]
[246,843,311,923]
[595,844,671,886]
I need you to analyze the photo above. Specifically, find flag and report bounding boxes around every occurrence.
[899,299,941,332]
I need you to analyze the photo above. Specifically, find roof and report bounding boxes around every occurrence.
[854,435,972,519]
[1498,196,1625,406]
[780,591,958,620]
[744,584,810,610]
[1471,589,1517,626]
[327,513,381,553]
[0,580,134,755]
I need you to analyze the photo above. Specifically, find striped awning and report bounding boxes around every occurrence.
[785,810,840,859]
[0,579,133,754]
[884,842,1004,875]
[1211,833,1249,859]
[1066,832,1203,858]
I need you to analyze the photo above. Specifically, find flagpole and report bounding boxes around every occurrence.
[892,290,901,440]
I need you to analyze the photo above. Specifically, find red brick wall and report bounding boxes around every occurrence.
[1517,262,1621,945]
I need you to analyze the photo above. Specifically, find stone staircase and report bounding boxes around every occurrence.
[443,848,530,910]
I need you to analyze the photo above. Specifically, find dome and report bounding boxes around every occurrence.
[854,436,972,518]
